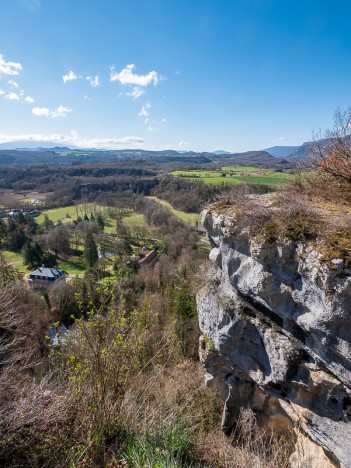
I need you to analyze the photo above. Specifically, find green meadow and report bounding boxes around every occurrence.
[147,197,201,226]
[170,166,294,185]
[36,204,146,233]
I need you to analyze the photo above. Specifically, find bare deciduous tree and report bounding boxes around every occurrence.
[309,107,351,181]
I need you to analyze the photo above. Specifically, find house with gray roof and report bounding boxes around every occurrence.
[28,266,66,290]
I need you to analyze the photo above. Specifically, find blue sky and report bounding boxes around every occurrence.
[0,0,351,152]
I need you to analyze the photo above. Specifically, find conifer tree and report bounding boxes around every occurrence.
[84,231,98,267]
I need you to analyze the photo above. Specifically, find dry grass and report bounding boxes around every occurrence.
[211,175,351,267]
[194,408,292,468]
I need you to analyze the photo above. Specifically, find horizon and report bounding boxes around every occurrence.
[1,0,351,152]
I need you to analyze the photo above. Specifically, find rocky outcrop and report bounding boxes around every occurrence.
[197,206,351,467]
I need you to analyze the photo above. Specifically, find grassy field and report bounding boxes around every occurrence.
[170,166,294,185]
[3,250,27,272]
[36,205,82,224]
[148,197,201,226]
[104,212,145,233]
[37,204,146,234]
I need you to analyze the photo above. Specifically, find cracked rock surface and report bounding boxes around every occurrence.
[197,208,351,467]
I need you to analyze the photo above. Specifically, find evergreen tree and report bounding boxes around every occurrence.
[27,217,38,235]
[42,252,57,267]
[172,281,197,319]
[24,241,43,269]
[17,210,26,224]
[84,231,98,267]
[96,213,104,231]
[0,218,7,243]
[43,214,54,231]
[8,227,27,252]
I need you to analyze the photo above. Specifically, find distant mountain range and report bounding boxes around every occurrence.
[263,146,300,158]
[213,150,232,155]
[0,146,293,167]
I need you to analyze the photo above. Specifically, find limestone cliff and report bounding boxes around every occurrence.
[197,200,351,467]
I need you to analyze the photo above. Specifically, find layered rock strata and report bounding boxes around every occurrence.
[197,207,351,467]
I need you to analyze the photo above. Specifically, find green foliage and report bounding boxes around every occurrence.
[43,213,54,231]
[203,333,215,352]
[96,213,105,230]
[0,251,16,281]
[23,241,43,268]
[83,231,98,267]
[56,293,148,461]
[123,422,193,467]
[171,281,197,319]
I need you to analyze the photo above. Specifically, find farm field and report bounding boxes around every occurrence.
[148,196,201,226]
[37,204,146,233]
[170,166,294,185]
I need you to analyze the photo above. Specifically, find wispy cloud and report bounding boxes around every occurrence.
[268,136,285,143]
[83,94,92,101]
[8,79,19,88]
[5,92,20,101]
[32,105,72,118]
[125,87,145,99]
[110,64,162,87]
[0,88,4,96]
[63,71,79,84]
[86,75,100,87]
[0,133,145,150]
[24,96,35,103]
[0,54,22,76]
[147,126,158,132]
[138,102,151,122]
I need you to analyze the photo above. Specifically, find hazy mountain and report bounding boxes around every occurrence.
[264,145,300,158]
[0,141,77,150]
[218,150,291,167]
[0,147,292,167]
[286,142,312,162]
[213,150,231,155]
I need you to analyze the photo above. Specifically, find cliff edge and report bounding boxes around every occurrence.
[197,194,351,467]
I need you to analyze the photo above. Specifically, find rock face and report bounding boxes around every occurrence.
[197,208,351,467]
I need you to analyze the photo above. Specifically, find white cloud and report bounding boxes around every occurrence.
[32,107,50,117]
[125,87,145,99]
[0,54,22,76]
[51,105,72,118]
[5,92,20,101]
[147,126,158,132]
[63,71,78,84]
[178,141,189,147]
[83,94,92,100]
[0,88,4,96]
[86,75,100,87]
[8,79,19,88]
[0,133,145,150]
[161,118,167,123]
[32,105,72,118]
[110,64,162,87]
[138,102,151,121]
[24,96,35,103]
